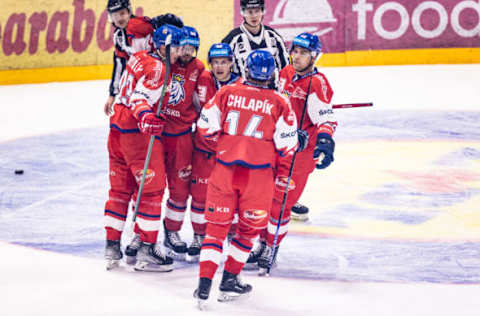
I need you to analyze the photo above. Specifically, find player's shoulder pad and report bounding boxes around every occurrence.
[312,71,333,102]
[273,89,291,103]
[280,64,295,77]
[193,57,206,70]
[198,69,213,81]
[128,16,154,37]
[222,27,243,44]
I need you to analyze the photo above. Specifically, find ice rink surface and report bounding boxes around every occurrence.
[1,64,479,315]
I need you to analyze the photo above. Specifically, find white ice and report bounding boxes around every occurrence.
[1,64,479,316]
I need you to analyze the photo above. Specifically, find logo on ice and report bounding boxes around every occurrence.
[267,0,337,44]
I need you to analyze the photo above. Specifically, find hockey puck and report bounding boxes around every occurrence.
[14,169,24,175]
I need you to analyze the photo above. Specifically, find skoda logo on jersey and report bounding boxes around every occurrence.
[266,0,337,46]
[168,74,186,106]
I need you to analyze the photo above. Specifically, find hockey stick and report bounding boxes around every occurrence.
[333,102,373,109]
[130,34,172,230]
[265,74,314,275]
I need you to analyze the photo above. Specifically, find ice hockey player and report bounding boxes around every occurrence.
[188,43,241,262]
[161,25,205,261]
[223,0,311,221]
[193,50,305,307]
[252,32,338,274]
[103,0,184,116]
[103,24,186,272]
[103,0,153,116]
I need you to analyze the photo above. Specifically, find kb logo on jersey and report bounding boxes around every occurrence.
[168,74,186,106]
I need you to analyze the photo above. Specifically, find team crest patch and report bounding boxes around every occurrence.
[168,74,186,106]
[134,169,156,185]
[275,176,296,192]
[178,165,192,180]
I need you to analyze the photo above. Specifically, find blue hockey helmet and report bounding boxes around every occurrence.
[183,26,200,49]
[245,50,275,81]
[291,32,323,59]
[208,43,233,62]
[153,24,185,49]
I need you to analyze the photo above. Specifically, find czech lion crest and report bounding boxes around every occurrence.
[168,74,185,106]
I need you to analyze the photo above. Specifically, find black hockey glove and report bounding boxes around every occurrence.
[151,13,184,29]
[313,133,335,169]
[297,129,309,152]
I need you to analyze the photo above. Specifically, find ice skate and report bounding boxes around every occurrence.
[193,277,212,310]
[163,221,187,260]
[124,233,141,265]
[218,271,252,302]
[134,242,174,272]
[187,233,204,263]
[258,244,279,276]
[243,239,266,270]
[290,202,309,221]
[105,239,123,270]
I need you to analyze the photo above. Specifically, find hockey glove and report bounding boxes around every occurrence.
[138,111,166,136]
[313,133,335,169]
[151,13,184,29]
[297,129,309,152]
[113,28,135,55]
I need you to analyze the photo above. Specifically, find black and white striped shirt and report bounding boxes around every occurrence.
[222,23,289,80]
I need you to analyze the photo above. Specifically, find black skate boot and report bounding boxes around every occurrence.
[105,239,123,270]
[134,242,174,272]
[218,271,252,302]
[125,233,141,265]
[187,233,204,263]
[258,244,279,276]
[193,277,212,310]
[291,202,309,221]
[163,221,187,260]
[243,239,266,270]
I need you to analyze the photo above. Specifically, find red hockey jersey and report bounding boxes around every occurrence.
[110,16,154,97]
[279,65,337,149]
[193,70,241,153]
[114,16,153,59]
[162,59,205,136]
[197,82,298,169]
[110,51,171,132]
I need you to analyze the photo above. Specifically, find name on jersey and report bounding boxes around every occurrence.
[227,95,273,115]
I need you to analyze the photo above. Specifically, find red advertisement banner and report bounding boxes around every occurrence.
[234,0,480,53]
